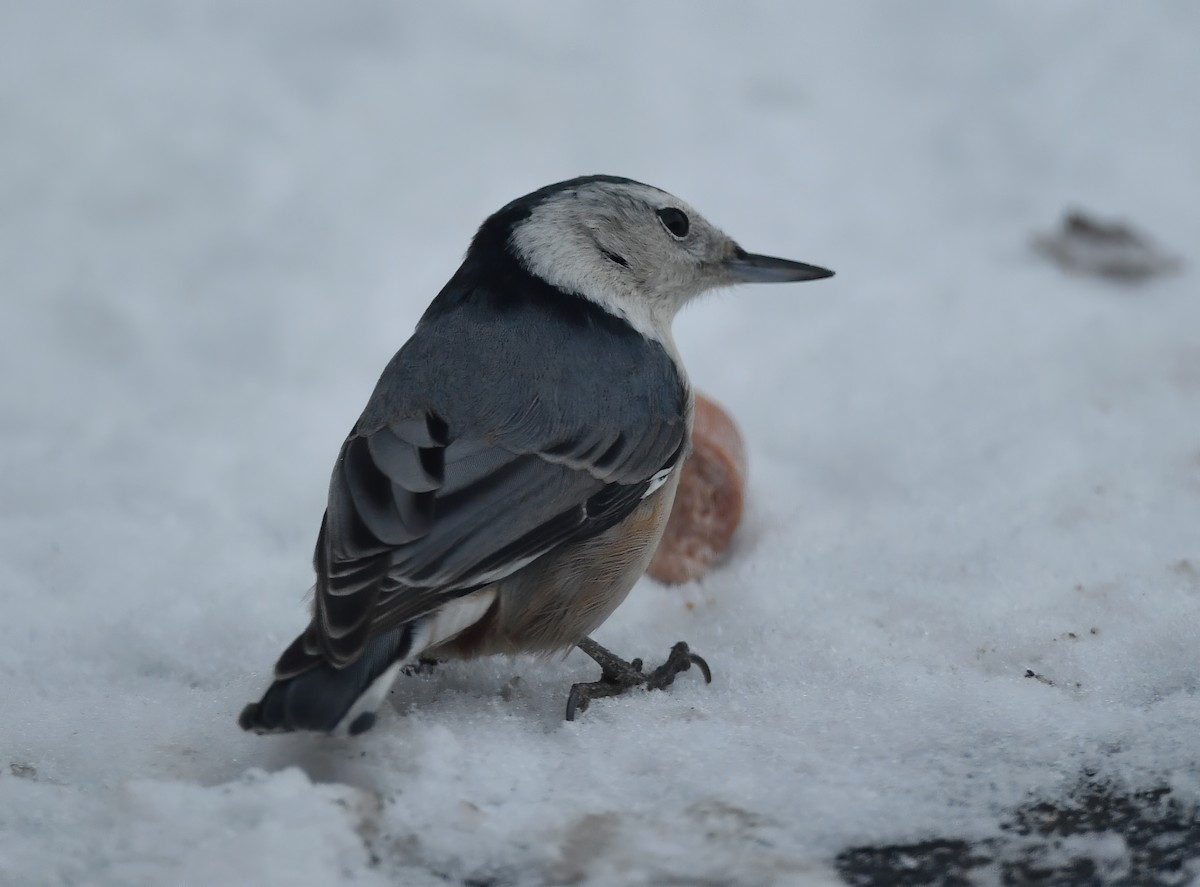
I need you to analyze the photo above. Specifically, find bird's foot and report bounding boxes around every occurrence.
[401,657,441,677]
[565,637,712,721]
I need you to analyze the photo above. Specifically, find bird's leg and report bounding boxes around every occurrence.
[564,637,712,721]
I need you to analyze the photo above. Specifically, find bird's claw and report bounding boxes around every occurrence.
[401,657,441,677]
[565,684,589,721]
[644,641,712,691]
[564,639,712,721]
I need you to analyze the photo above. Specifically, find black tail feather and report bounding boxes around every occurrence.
[239,626,414,735]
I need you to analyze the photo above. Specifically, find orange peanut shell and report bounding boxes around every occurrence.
[647,394,748,584]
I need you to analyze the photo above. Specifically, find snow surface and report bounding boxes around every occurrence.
[3,2,1198,884]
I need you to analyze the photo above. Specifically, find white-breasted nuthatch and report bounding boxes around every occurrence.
[239,175,833,736]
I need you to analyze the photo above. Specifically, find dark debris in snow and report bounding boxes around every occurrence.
[836,774,1200,886]
[1033,211,1181,282]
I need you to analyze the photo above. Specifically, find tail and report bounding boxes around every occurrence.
[238,626,415,736]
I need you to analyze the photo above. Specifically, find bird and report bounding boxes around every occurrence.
[239,175,834,736]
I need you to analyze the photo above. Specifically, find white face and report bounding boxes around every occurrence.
[507,181,743,344]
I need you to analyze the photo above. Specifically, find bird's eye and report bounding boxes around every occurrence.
[656,207,690,239]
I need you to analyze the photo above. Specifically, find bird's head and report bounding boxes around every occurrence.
[476,175,833,343]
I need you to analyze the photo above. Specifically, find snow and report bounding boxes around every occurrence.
[2,2,1198,884]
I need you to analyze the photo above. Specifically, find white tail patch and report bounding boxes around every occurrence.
[412,588,498,652]
[331,588,498,736]
[334,659,405,736]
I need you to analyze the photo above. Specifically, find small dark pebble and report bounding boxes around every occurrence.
[1025,669,1054,686]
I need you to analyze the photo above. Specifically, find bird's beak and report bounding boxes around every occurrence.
[724,246,834,284]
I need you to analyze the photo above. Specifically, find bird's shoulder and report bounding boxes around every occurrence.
[357,245,689,464]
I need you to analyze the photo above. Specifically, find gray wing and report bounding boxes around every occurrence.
[275,290,688,677]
